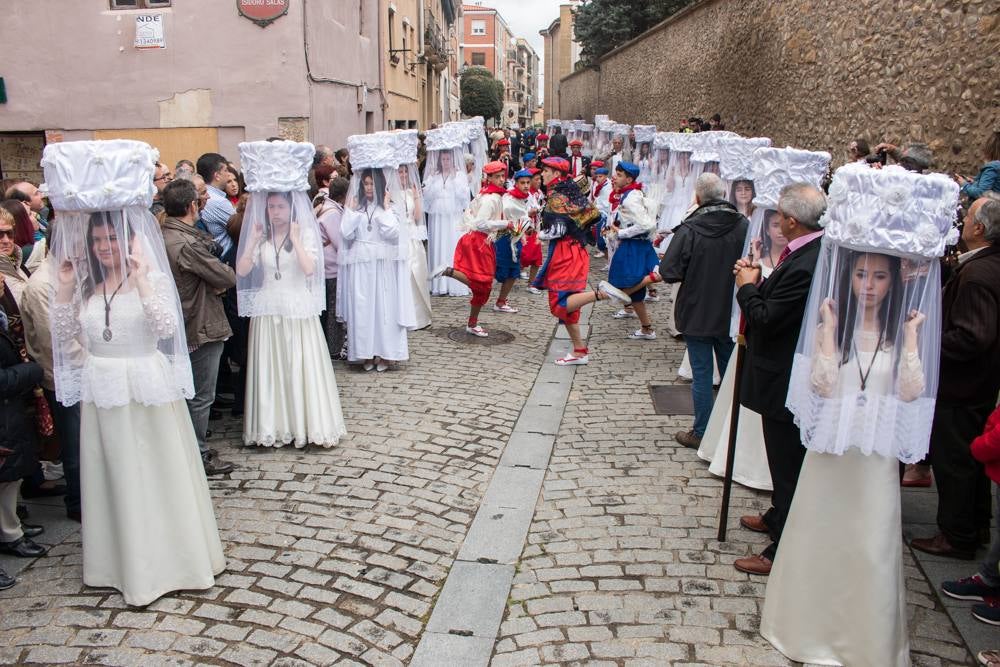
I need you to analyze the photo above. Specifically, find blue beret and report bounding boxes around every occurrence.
[513,169,532,180]
[522,152,536,161]
[594,167,609,175]
[616,161,640,178]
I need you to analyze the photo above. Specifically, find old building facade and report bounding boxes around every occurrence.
[0,0,389,178]
[539,2,582,121]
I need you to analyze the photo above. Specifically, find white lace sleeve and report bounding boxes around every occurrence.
[141,273,178,339]
[897,351,925,403]
[810,352,839,398]
[51,302,81,342]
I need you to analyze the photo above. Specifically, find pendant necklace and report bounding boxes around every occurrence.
[365,204,377,232]
[854,328,885,407]
[101,277,126,342]
[272,228,291,281]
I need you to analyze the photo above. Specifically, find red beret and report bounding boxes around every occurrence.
[537,133,549,140]
[569,139,583,147]
[497,138,510,146]
[591,160,605,168]
[541,157,570,173]
[483,161,507,175]
[528,168,541,175]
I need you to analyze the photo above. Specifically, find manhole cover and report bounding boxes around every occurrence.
[447,327,516,345]
[649,384,716,415]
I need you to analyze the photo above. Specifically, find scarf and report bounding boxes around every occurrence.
[609,182,643,212]
[479,183,506,197]
[592,179,608,198]
[506,187,529,200]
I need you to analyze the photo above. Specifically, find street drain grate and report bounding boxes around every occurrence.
[649,384,705,416]
[446,327,515,345]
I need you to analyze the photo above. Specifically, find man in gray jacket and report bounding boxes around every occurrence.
[160,179,236,476]
[660,173,748,449]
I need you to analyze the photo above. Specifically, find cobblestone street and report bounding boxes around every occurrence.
[0,271,978,666]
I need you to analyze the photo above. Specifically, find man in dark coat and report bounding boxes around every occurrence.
[730,183,828,576]
[660,173,748,449]
[548,126,569,158]
[912,197,1000,560]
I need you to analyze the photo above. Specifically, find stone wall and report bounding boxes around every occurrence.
[558,0,999,174]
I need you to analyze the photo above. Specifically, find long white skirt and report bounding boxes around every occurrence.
[245,314,347,448]
[428,212,470,296]
[81,399,225,606]
[409,236,432,329]
[761,448,909,666]
[697,357,772,491]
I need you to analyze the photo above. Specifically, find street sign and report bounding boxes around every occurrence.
[237,0,289,28]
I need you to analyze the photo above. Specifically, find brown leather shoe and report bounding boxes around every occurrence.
[740,514,769,533]
[675,429,702,449]
[734,553,772,575]
[910,533,975,560]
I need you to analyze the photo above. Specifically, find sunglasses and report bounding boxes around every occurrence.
[0,229,14,239]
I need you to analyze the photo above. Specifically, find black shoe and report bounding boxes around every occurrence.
[21,523,44,538]
[0,569,15,590]
[66,510,81,523]
[202,453,234,476]
[0,537,47,558]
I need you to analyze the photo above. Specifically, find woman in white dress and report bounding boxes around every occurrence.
[423,125,472,296]
[698,209,786,490]
[337,150,415,370]
[45,139,225,606]
[393,161,432,329]
[235,140,346,448]
[762,163,958,667]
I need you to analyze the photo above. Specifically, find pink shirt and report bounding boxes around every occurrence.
[782,229,824,260]
[316,198,344,279]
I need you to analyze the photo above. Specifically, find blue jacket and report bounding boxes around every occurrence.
[961,161,1000,199]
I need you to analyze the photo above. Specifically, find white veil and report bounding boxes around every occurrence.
[42,140,194,408]
[786,164,960,463]
[235,140,325,319]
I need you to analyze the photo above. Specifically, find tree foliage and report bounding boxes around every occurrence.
[460,66,504,122]
[573,0,694,67]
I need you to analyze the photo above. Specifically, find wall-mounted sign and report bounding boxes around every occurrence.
[134,13,165,49]
[237,0,290,28]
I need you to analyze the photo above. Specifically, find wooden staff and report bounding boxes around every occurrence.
[717,333,746,543]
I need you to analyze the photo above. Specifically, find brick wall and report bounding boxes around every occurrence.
[558,0,999,173]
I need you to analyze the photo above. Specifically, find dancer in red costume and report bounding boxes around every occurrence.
[532,157,629,365]
[431,161,512,337]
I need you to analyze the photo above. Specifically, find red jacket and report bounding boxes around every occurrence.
[970,404,1000,484]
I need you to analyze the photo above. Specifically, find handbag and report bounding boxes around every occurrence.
[16,344,54,438]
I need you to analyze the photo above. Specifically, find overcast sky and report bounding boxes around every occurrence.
[468,0,566,104]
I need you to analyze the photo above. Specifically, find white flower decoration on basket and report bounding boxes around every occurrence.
[750,146,832,210]
[239,140,314,193]
[41,140,158,212]
[823,163,959,259]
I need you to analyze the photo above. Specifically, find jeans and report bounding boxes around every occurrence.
[685,335,734,437]
[45,388,81,515]
[187,341,225,456]
[980,485,1000,586]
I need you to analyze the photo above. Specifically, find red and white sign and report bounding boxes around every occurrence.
[237,0,289,27]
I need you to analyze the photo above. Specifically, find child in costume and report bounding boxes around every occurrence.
[431,161,511,337]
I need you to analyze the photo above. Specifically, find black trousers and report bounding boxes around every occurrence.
[760,416,807,561]
[930,402,995,552]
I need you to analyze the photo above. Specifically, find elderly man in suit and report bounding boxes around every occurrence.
[730,183,828,575]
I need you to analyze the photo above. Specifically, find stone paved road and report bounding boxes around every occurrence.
[0,267,977,666]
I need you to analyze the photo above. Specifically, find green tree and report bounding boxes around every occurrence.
[460,67,504,122]
[573,0,693,67]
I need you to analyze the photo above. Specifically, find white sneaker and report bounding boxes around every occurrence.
[612,309,637,319]
[628,329,657,340]
[597,280,630,304]
[431,264,451,279]
[526,286,542,295]
[520,271,528,280]
[362,361,375,371]
[644,293,660,302]
[555,353,589,366]
[466,325,489,337]
[493,302,519,313]
[375,361,389,372]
